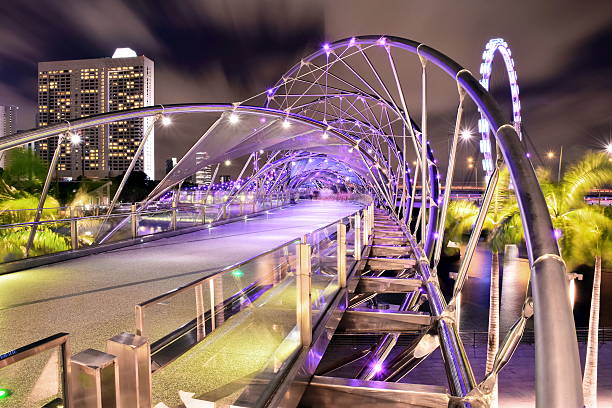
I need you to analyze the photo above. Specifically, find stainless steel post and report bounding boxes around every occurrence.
[200,205,206,224]
[70,207,78,250]
[134,305,144,337]
[354,213,362,261]
[171,200,177,230]
[362,209,369,244]
[297,243,312,346]
[106,333,152,408]
[69,349,119,408]
[195,283,206,341]
[130,203,138,239]
[337,222,347,288]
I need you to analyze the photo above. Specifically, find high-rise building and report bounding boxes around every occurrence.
[195,152,212,185]
[36,48,154,180]
[0,105,18,168]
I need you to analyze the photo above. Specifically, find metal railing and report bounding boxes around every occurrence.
[134,201,373,407]
[460,327,612,348]
[0,193,291,266]
[0,332,70,407]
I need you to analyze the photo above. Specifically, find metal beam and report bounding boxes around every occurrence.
[301,375,450,408]
[338,308,431,333]
[356,277,422,293]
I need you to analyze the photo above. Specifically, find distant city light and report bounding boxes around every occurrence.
[69,132,81,145]
[468,163,474,169]
[224,160,231,166]
[259,149,264,154]
[467,157,474,163]
[546,151,555,159]
[161,116,172,126]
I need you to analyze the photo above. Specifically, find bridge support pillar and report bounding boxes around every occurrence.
[171,201,177,230]
[297,243,312,346]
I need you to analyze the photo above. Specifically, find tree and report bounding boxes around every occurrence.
[444,168,522,407]
[537,151,612,408]
[566,208,611,408]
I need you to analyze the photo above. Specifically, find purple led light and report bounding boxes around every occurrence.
[322,43,330,53]
[526,152,531,159]
[373,362,383,374]
[554,229,562,239]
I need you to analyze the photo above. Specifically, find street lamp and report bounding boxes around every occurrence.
[460,129,473,141]
[161,116,172,126]
[606,143,612,154]
[69,132,85,178]
[546,151,555,159]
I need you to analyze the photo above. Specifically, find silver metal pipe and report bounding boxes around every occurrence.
[452,165,500,299]
[25,132,65,256]
[433,85,466,268]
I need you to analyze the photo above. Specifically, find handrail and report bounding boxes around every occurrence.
[0,332,69,368]
[137,237,301,308]
[135,203,366,337]
[0,332,71,407]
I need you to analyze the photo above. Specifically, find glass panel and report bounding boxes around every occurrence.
[176,207,200,229]
[150,242,299,407]
[0,348,65,408]
[138,209,172,236]
[94,214,132,244]
[308,223,339,325]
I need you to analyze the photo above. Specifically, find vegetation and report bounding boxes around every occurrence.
[0,148,70,262]
[537,151,612,408]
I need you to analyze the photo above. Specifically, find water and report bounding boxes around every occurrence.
[438,244,612,333]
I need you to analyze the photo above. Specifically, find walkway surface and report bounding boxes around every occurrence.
[0,200,362,355]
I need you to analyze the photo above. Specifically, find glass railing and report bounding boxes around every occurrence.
[137,203,373,407]
[0,333,70,408]
[0,195,291,265]
[135,238,301,407]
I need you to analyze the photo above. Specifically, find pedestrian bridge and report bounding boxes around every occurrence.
[0,36,583,407]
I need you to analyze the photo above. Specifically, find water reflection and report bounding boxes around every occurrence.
[440,243,612,332]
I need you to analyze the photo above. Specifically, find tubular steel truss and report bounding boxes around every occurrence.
[0,35,582,407]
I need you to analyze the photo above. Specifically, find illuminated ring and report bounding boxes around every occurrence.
[478,38,522,177]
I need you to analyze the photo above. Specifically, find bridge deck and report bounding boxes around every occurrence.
[0,200,362,356]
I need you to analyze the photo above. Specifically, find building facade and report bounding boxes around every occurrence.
[195,152,213,185]
[37,49,154,180]
[0,105,18,168]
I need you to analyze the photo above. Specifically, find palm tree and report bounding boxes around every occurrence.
[444,168,522,407]
[565,207,611,408]
[537,151,612,407]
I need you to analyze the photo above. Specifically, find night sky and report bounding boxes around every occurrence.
[1,0,611,179]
